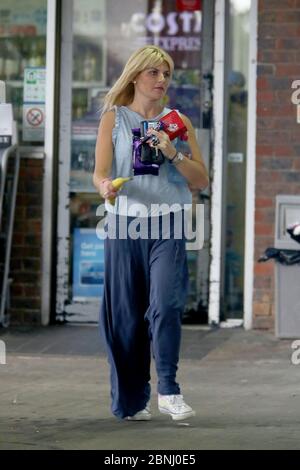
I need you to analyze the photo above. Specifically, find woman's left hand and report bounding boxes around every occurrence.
[147,129,177,160]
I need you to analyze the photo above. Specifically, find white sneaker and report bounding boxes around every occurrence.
[158,394,196,421]
[125,403,151,421]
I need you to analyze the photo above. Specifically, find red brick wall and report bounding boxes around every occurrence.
[255,0,300,329]
[9,158,43,325]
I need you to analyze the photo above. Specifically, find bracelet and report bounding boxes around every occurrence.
[169,151,178,162]
[171,151,185,166]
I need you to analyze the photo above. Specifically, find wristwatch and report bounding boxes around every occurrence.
[170,151,185,166]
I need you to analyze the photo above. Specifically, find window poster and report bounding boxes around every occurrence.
[22,67,46,141]
[72,228,105,300]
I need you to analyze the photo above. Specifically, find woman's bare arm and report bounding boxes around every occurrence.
[93,110,115,192]
[175,114,209,191]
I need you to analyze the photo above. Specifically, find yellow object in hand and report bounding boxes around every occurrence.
[108,177,133,205]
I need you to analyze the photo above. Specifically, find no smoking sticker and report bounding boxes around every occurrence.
[26,108,44,127]
[23,104,45,142]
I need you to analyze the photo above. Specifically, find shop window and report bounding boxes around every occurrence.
[0,0,47,146]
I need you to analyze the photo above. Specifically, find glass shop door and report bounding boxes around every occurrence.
[220,0,250,322]
[56,0,213,323]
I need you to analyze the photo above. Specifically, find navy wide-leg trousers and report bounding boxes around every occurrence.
[99,212,189,419]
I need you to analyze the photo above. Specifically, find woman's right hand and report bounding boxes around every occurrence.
[99,178,118,200]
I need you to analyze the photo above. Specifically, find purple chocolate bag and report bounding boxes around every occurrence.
[132,128,160,176]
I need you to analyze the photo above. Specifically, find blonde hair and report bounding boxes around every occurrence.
[101,45,174,115]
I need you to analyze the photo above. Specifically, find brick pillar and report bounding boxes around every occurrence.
[254,0,300,329]
[9,158,43,325]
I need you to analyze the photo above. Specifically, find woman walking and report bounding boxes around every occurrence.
[93,45,209,421]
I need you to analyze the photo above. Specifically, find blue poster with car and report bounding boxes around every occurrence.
[73,228,105,300]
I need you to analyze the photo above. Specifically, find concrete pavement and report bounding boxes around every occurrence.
[0,324,299,450]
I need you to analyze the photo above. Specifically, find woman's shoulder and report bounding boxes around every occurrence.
[103,105,130,121]
[100,106,124,143]
[177,111,193,130]
[99,108,116,131]
[101,105,118,118]
[101,105,126,125]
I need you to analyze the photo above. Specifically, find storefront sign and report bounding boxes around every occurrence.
[23,67,45,141]
[73,228,105,300]
[104,0,202,125]
[128,11,201,36]
[107,0,202,82]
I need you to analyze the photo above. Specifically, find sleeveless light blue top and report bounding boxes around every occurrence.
[105,105,192,217]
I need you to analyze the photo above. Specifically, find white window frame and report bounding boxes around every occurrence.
[209,0,257,328]
[41,0,58,325]
[208,0,226,325]
[244,0,258,330]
